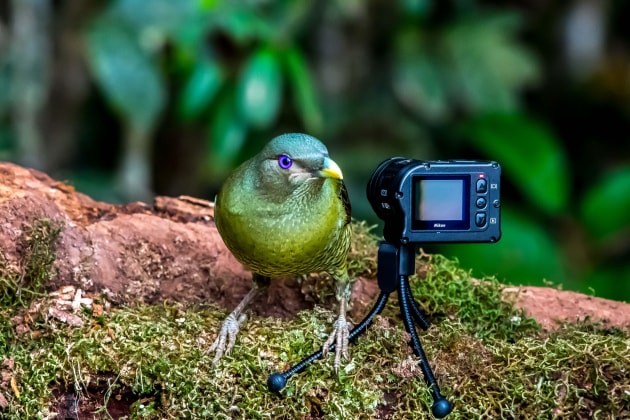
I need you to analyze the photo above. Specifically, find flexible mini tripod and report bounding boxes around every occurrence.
[267,240,454,418]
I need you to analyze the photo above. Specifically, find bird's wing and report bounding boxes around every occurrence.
[339,181,352,225]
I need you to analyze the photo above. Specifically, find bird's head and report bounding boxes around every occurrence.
[254,133,343,199]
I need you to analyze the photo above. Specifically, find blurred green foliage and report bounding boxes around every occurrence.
[0,0,629,301]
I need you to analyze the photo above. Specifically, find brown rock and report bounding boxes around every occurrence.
[1,162,629,329]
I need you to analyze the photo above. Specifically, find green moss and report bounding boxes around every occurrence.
[413,252,540,342]
[0,221,628,419]
[0,218,63,307]
[347,220,379,278]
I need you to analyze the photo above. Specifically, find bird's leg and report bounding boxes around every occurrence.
[208,275,270,365]
[322,281,352,373]
[208,288,256,365]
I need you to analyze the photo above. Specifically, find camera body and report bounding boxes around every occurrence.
[367,158,501,244]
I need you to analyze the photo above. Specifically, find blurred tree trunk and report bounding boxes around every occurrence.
[9,1,96,173]
[41,1,93,172]
[11,0,51,170]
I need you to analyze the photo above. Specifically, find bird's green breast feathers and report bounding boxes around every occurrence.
[215,166,351,277]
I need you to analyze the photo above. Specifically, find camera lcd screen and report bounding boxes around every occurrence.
[418,179,463,220]
[412,176,470,230]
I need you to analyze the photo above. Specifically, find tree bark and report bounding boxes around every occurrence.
[1,162,628,330]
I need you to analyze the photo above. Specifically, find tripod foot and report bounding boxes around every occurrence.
[267,372,288,393]
[431,397,454,418]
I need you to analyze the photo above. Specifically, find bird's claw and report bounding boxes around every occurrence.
[208,312,247,365]
[322,315,352,373]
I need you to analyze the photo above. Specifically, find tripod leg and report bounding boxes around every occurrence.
[403,282,431,331]
[267,292,391,393]
[398,276,453,418]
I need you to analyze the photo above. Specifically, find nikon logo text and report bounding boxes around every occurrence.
[433,223,446,228]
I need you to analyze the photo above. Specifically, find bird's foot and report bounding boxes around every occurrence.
[208,312,247,366]
[322,314,352,373]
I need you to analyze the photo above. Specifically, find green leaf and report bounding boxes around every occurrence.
[237,47,283,129]
[171,15,215,58]
[441,206,566,286]
[177,58,224,121]
[401,0,432,17]
[208,90,248,175]
[85,17,165,131]
[111,0,197,35]
[213,8,270,43]
[580,166,630,241]
[283,47,323,133]
[443,12,540,113]
[393,49,449,122]
[199,0,219,10]
[462,114,569,214]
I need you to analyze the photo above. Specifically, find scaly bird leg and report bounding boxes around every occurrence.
[208,276,268,365]
[322,282,352,373]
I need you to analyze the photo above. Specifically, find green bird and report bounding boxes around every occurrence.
[211,133,353,371]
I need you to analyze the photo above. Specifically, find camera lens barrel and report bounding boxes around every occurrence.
[367,158,417,218]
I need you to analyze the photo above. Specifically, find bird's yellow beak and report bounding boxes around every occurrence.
[319,157,344,180]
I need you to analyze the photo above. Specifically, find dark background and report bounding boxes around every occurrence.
[1,0,629,301]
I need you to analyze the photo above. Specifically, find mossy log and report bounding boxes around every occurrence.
[0,162,629,419]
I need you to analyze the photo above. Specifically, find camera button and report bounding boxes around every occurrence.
[476,197,487,209]
[476,179,488,193]
[475,212,487,227]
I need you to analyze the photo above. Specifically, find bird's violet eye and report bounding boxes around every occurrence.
[278,154,293,170]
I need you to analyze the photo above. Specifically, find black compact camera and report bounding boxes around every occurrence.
[367,158,501,244]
